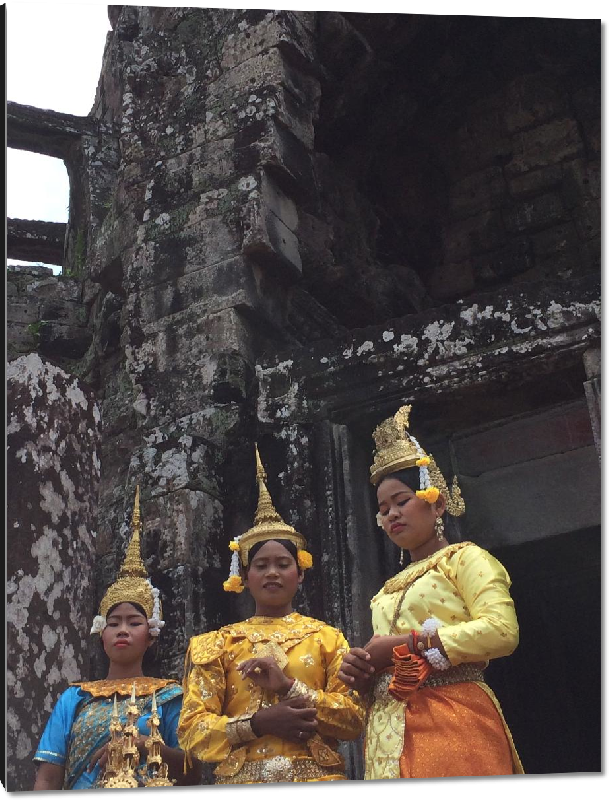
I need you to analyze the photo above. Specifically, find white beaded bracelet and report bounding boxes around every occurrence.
[424,647,451,671]
[421,617,442,637]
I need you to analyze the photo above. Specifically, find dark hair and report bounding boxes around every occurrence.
[377,468,420,493]
[106,601,148,618]
[376,468,462,544]
[244,539,302,574]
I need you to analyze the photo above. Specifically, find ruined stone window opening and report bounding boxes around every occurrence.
[7,148,70,276]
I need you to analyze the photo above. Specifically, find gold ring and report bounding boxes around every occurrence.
[253,667,262,674]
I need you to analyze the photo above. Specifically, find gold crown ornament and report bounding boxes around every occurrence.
[223,446,313,592]
[90,486,165,636]
[370,405,465,516]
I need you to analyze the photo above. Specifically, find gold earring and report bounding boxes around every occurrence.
[434,515,445,540]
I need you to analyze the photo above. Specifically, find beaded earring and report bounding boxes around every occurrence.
[434,515,445,540]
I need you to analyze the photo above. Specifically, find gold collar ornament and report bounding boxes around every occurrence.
[90,486,165,636]
[369,405,465,516]
[223,446,313,593]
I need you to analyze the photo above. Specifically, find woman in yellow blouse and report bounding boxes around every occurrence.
[178,448,365,784]
[339,406,523,780]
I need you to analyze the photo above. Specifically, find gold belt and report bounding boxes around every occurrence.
[373,663,486,701]
[215,756,345,784]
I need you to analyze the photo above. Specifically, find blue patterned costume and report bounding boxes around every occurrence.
[34,678,182,789]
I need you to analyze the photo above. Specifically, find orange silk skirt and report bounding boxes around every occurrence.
[399,682,517,778]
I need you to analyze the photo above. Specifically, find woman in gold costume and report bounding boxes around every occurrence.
[33,488,202,790]
[339,406,524,780]
[177,447,365,784]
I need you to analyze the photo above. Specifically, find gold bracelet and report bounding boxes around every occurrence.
[226,714,258,745]
[284,679,318,706]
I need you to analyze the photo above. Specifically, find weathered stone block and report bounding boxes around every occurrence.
[219,10,316,73]
[209,46,319,109]
[571,85,600,122]
[128,426,222,499]
[154,564,227,679]
[581,116,600,158]
[573,200,601,241]
[8,300,43,327]
[427,260,476,302]
[532,222,580,260]
[142,489,224,571]
[254,119,317,201]
[503,73,570,134]
[131,255,287,328]
[460,445,600,550]
[560,159,600,209]
[241,173,302,278]
[443,210,506,263]
[453,401,594,475]
[507,164,563,200]
[472,237,534,282]
[503,192,566,233]
[7,323,39,360]
[206,81,315,149]
[506,118,584,176]
[28,276,81,302]
[448,166,507,220]
[38,321,93,362]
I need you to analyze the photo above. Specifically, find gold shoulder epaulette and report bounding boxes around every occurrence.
[189,630,226,665]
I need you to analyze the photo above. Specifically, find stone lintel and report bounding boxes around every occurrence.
[257,275,601,422]
[7,218,66,266]
[7,100,104,159]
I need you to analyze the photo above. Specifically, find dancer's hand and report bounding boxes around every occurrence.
[338,647,375,693]
[252,696,318,743]
[237,656,293,695]
[363,634,411,671]
[87,743,109,773]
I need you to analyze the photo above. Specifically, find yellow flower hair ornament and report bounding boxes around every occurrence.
[223,575,245,593]
[297,550,313,569]
[416,486,440,504]
[224,535,244,592]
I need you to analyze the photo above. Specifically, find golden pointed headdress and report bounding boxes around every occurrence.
[92,487,165,635]
[370,405,465,516]
[223,446,312,592]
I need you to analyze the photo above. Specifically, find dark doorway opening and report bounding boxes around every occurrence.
[485,526,601,774]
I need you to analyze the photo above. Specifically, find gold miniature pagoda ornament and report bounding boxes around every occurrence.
[142,691,174,787]
[98,684,173,788]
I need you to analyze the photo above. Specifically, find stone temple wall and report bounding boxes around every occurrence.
[6,8,600,784]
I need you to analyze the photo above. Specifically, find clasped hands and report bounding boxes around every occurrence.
[237,656,317,744]
[338,634,420,694]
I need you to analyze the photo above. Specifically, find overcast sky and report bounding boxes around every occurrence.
[7,2,110,232]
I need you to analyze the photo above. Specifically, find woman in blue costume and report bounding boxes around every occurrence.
[33,488,201,790]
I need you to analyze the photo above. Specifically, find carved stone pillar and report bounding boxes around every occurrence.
[583,347,601,460]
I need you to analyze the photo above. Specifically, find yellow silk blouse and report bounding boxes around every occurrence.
[178,613,365,781]
[371,541,519,663]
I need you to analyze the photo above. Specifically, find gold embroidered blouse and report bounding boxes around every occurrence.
[177,613,365,780]
[371,541,519,664]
